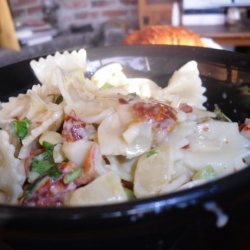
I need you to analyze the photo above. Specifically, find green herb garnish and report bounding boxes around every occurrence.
[124,188,136,201]
[31,154,55,175]
[31,141,55,175]
[63,167,82,184]
[192,165,217,180]
[12,117,30,140]
[43,141,55,151]
[146,149,158,158]
[100,83,114,90]
[48,166,62,180]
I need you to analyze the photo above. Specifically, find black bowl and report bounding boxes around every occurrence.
[0,45,249,247]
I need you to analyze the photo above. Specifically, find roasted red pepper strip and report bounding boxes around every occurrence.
[74,144,100,186]
[240,123,250,132]
[179,103,193,113]
[132,101,177,131]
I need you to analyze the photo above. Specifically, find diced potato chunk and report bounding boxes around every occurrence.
[65,172,128,206]
[134,145,170,198]
[62,140,93,166]
[39,131,63,145]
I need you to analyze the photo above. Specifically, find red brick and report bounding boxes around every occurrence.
[75,11,99,19]
[27,6,43,14]
[103,9,129,17]
[62,0,88,8]
[130,9,139,17]
[120,0,137,5]
[91,0,114,7]
[14,0,39,5]
[74,12,88,19]
[23,19,46,26]
[11,8,26,18]
[147,0,167,3]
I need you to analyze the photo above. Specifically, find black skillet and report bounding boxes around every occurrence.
[0,45,249,247]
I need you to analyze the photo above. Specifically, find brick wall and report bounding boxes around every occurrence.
[9,0,139,31]
[9,0,44,25]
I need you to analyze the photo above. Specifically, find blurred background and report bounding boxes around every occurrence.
[0,0,250,66]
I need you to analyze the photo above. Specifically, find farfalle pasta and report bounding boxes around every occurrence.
[0,49,249,206]
[0,130,25,204]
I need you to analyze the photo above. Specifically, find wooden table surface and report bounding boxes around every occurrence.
[187,24,250,47]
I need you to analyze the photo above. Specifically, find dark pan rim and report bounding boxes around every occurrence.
[2,45,250,69]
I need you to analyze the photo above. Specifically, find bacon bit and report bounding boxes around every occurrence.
[182,144,190,149]
[74,144,99,186]
[122,180,133,190]
[58,161,76,174]
[24,148,43,174]
[203,127,209,132]
[49,178,68,195]
[35,121,43,126]
[240,123,250,131]
[119,98,128,104]
[84,145,96,173]
[62,111,87,142]
[24,177,75,207]
[132,102,177,122]
[179,103,193,113]
[132,101,177,130]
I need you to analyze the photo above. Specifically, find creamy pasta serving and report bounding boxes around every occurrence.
[0,49,249,207]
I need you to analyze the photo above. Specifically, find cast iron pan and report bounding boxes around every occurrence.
[0,46,249,243]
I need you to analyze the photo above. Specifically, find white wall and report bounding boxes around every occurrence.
[183,0,250,9]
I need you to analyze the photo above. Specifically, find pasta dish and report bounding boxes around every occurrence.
[0,49,249,207]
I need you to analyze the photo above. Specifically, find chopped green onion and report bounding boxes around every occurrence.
[146,149,158,158]
[31,154,55,175]
[11,117,30,140]
[49,167,62,180]
[124,188,136,201]
[63,167,82,184]
[43,141,54,151]
[31,141,55,175]
[100,83,114,90]
[192,165,217,180]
